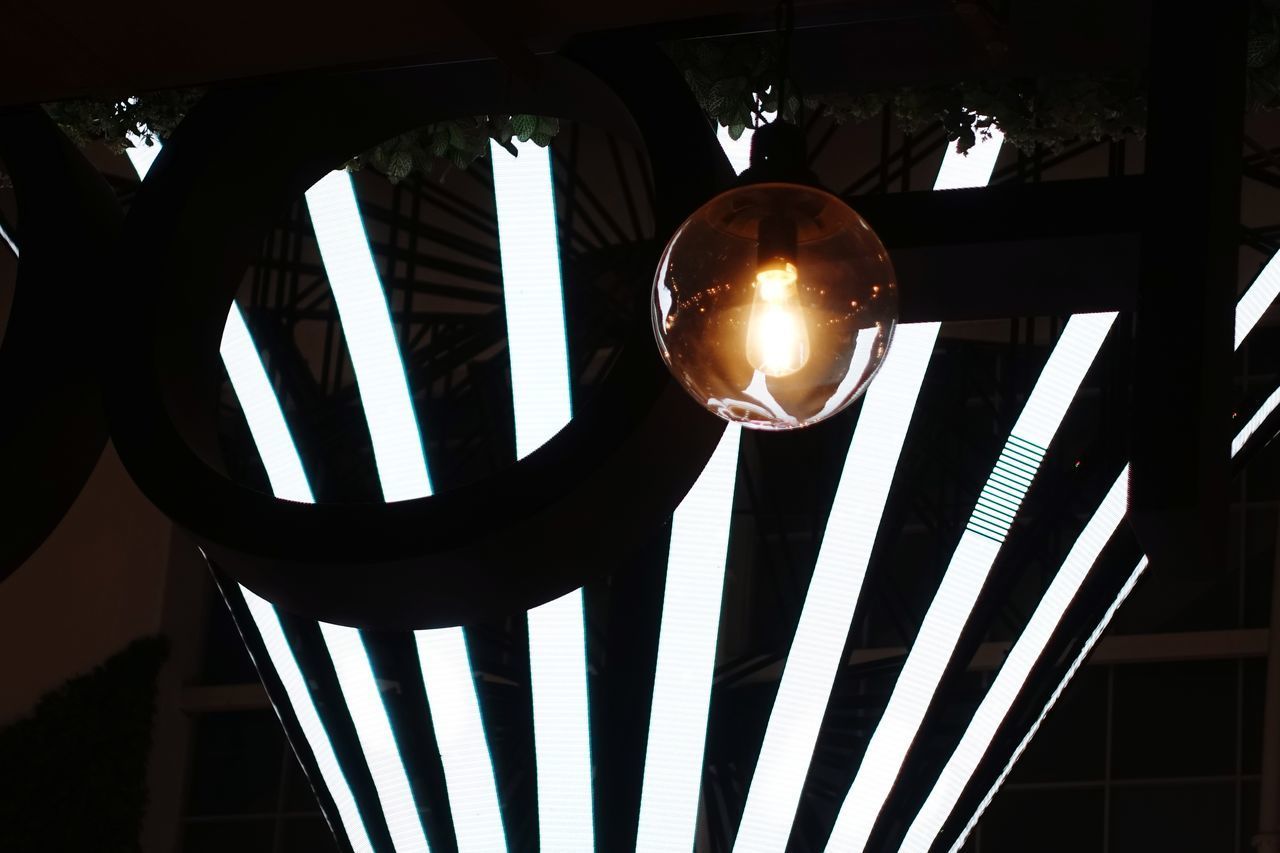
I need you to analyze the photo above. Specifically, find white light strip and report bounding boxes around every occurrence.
[320,623,431,853]
[305,170,431,503]
[240,587,378,853]
[526,589,595,852]
[823,311,1116,853]
[946,556,1150,853]
[490,139,573,456]
[1236,251,1280,350]
[415,630,509,853]
[1233,385,1280,458]
[635,424,743,853]
[932,125,1005,191]
[220,304,315,503]
[490,139,595,851]
[731,322,940,853]
[900,467,1130,853]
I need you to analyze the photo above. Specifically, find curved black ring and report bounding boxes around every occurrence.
[109,39,732,628]
[0,109,118,580]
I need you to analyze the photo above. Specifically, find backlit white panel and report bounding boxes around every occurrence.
[946,557,1150,853]
[730,323,940,853]
[490,139,595,851]
[1233,384,1280,458]
[716,111,774,177]
[1236,251,1280,349]
[240,587,377,853]
[635,424,743,853]
[490,139,573,457]
[415,630,508,853]
[900,467,1130,852]
[526,589,595,852]
[932,125,1005,191]
[823,312,1115,853]
[220,304,314,503]
[124,131,162,179]
[305,170,431,502]
[320,622,431,853]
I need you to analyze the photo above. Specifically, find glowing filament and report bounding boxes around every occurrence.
[746,262,810,377]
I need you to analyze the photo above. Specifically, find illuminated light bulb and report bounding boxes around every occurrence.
[746,261,810,376]
[652,182,897,431]
[652,122,897,431]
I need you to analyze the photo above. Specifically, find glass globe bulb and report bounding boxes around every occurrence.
[652,182,897,430]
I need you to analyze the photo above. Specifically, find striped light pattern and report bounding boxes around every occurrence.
[415,630,508,853]
[731,125,998,852]
[490,139,595,851]
[945,557,1151,853]
[635,424,743,853]
[319,622,431,852]
[823,311,1116,852]
[239,586,377,853]
[304,170,431,503]
[129,143,508,851]
[899,467,1131,852]
[731,323,940,853]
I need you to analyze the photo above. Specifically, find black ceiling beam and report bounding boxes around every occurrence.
[853,176,1145,321]
[1129,4,1244,577]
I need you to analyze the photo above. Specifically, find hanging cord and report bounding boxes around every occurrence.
[774,0,794,124]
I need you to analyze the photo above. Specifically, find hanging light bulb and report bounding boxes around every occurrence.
[652,123,897,431]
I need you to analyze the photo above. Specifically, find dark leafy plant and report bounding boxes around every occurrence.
[0,636,169,853]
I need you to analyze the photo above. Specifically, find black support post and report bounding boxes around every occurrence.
[1130,2,1246,575]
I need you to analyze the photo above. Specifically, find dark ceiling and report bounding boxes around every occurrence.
[0,0,1148,107]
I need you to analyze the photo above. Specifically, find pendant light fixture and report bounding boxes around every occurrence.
[651,2,898,430]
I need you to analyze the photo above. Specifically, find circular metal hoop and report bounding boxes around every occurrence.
[109,39,733,628]
[0,109,118,581]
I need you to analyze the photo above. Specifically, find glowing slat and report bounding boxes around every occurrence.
[304,170,431,502]
[1236,251,1280,349]
[946,556,1150,853]
[635,424,743,853]
[932,125,1005,191]
[731,322,940,853]
[490,139,573,455]
[1233,385,1280,458]
[320,623,431,852]
[220,304,314,503]
[900,467,1130,852]
[490,139,594,851]
[823,311,1116,853]
[415,630,508,853]
[238,587,376,853]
